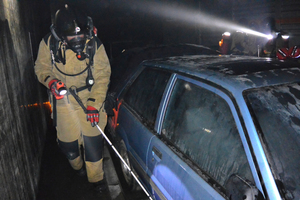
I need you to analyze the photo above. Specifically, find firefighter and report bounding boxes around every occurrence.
[259,17,276,57]
[34,5,111,193]
[230,19,259,56]
[259,17,290,58]
[246,21,259,56]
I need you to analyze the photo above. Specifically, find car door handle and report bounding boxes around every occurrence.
[152,146,162,160]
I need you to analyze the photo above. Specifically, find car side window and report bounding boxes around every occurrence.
[161,79,254,188]
[124,67,171,129]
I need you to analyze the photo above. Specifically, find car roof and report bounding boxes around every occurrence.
[143,55,300,92]
[109,44,219,91]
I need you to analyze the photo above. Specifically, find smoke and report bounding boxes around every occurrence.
[119,0,272,39]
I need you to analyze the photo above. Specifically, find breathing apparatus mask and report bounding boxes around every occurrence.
[66,34,87,60]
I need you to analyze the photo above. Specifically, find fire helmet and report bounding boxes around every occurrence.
[52,5,93,54]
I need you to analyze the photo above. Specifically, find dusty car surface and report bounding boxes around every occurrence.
[106,54,300,200]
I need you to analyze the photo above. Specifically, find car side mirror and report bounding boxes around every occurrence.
[225,174,265,200]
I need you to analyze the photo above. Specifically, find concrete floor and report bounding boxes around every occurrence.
[36,125,123,200]
[36,120,150,200]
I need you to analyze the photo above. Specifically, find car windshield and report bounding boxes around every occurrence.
[246,83,300,200]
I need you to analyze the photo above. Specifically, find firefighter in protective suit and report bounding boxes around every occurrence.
[230,19,258,56]
[34,5,111,193]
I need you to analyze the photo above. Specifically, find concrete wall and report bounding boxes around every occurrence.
[0,0,50,199]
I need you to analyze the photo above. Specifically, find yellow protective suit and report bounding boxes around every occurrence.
[35,34,111,183]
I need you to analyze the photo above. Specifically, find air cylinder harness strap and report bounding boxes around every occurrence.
[50,37,96,126]
[50,38,95,92]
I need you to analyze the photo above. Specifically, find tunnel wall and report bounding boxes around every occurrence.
[0,0,50,199]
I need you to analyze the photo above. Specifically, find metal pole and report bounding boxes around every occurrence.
[96,125,153,200]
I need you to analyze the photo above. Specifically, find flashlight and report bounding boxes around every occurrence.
[57,81,67,96]
[282,35,289,40]
[266,34,274,40]
[222,32,231,37]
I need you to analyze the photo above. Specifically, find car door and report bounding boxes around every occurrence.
[147,75,256,200]
[116,66,172,187]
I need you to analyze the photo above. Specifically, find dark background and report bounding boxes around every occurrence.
[1,0,300,199]
[38,0,234,59]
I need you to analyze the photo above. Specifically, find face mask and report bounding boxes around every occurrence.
[66,34,86,56]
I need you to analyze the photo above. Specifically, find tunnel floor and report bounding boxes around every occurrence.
[36,125,112,200]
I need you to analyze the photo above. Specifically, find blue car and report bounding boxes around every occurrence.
[106,55,300,200]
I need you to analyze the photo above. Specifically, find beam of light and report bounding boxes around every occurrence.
[239,28,273,39]
[121,1,272,39]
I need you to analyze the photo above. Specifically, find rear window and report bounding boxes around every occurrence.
[124,67,171,129]
[246,83,300,200]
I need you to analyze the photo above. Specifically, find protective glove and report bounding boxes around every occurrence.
[48,79,67,100]
[86,106,99,127]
